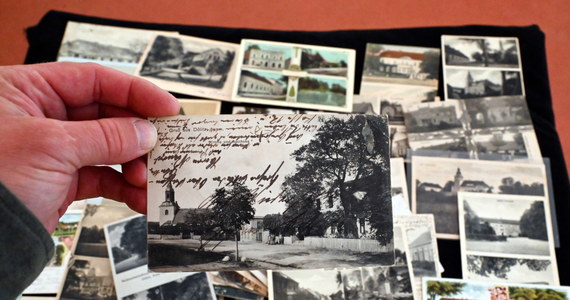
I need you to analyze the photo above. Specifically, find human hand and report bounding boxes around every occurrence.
[0,62,180,232]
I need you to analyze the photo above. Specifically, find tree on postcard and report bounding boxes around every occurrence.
[211,184,255,260]
[426,281,465,300]
[281,115,391,243]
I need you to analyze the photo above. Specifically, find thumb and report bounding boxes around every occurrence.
[63,118,157,167]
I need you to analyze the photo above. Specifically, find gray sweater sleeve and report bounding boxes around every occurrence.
[0,182,55,300]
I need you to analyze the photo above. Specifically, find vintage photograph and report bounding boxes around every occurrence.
[423,277,569,300]
[210,271,268,300]
[411,156,548,239]
[443,36,521,68]
[390,158,411,215]
[234,39,355,112]
[57,22,169,74]
[232,105,311,114]
[147,114,393,272]
[459,193,554,256]
[445,69,524,99]
[352,95,381,115]
[105,215,148,275]
[178,99,221,115]
[269,268,345,300]
[73,204,137,258]
[362,43,440,87]
[404,96,542,160]
[122,273,216,300]
[389,125,409,158]
[137,33,239,100]
[59,256,116,300]
[465,255,558,285]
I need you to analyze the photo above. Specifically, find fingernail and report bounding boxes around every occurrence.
[133,119,157,151]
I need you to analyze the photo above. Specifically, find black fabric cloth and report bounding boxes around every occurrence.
[24,10,569,284]
[0,182,55,299]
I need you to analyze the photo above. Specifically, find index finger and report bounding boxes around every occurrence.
[21,62,180,119]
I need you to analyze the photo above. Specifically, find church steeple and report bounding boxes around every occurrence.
[159,182,180,226]
[453,168,463,193]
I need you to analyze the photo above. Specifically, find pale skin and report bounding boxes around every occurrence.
[0,62,180,233]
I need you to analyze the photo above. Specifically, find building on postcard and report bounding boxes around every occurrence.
[244,48,285,69]
[272,272,328,300]
[182,48,227,75]
[464,72,502,97]
[483,218,520,237]
[59,40,140,63]
[444,45,470,65]
[409,231,434,263]
[238,70,285,96]
[240,216,267,242]
[418,182,443,193]
[408,105,459,128]
[374,50,427,79]
[159,183,180,226]
[452,168,492,193]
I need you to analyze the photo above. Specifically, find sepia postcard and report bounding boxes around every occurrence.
[458,192,558,285]
[178,99,221,115]
[23,210,83,295]
[403,96,542,160]
[395,214,441,300]
[391,157,411,215]
[411,155,549,239]
[209,271,268,299]
[231,105,312,115]
[57,21,172,74]
[232,39,356,112]
[360,43,441,125]
[147,114,393,272]
[136,33,240,100]
[423,277,569,300]
[104,215,192,299]
[441,35,525,100]
[268,225,414,300]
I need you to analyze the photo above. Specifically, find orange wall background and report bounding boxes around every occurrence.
[1,0,568,173]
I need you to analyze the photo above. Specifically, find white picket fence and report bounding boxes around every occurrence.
[303,237,386,252]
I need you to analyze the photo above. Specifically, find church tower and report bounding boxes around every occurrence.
[159,182,180,226]
[453,168,463,193]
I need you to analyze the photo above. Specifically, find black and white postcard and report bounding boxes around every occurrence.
[404,96,542,160]
[147,114,393,272]
[232,39,355,112]
[391,158,411,215]
[121,272,216,300]
[464,255,558,285]
[178,99,221,115]
[104,215,190,298]
[136,33,239,100]
[268,226,413,300]
[458,192,558,285]
[442,35,525,100]
[57,21,171,74]
[59,255,116,300]
[411,155,549,239]
[395,214,441,300]
[231,105,312,115]
[423,277,570,300]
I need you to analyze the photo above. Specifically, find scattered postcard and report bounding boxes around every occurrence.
[441,35,525,100]
[411,155,549,239]
[57,21,172,74]
[458,192,559,285]
[58,203,137,299]
[268,225,414,300]
[23,210,82,295]
[395,214,441,300]
[147,114,393,272]
[136,33,240,100]
[59,255,116,300]
[389,125,409,158]
[391,158,411,215]
[209,271,268,300]
[232,39,356,112]
[104,215,191,299]
[423,277,570,300]
[352,94,381,115]
[403,96,542,160]
[360,43,441,124]
[121,272,216,300]
[178,99,221,115]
